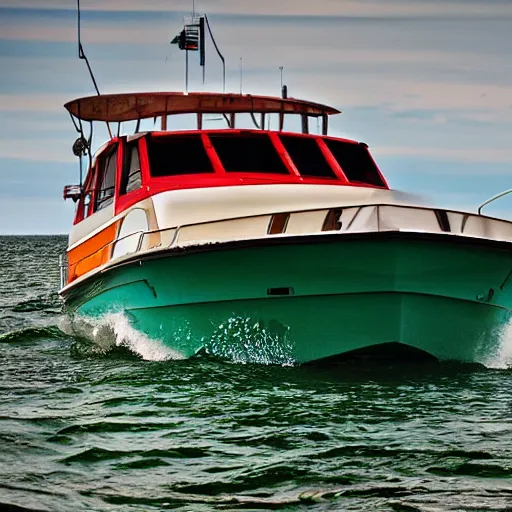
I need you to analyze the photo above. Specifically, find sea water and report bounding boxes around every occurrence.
[1,235,511,511]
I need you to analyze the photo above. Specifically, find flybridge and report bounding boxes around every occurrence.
[64,3,386,210]
[65,92,341,135]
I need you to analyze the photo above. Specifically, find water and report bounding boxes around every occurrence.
[1,236,511,512]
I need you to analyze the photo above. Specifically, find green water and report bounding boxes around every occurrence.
[1,236,511,511]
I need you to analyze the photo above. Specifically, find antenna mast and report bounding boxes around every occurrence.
[240,57,243,95]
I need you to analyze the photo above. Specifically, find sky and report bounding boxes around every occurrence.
[0,0,511,234]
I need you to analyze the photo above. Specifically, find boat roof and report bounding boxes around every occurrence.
[64,91,341,123]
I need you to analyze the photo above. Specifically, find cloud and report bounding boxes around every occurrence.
[0,197,75,234]
[0,138,75,163]
[372,145,512,166]
[0,20,169,45]
[403,190,512,221]
[0,93,65,113]
[1,0,511,18]
[0,0,511,233]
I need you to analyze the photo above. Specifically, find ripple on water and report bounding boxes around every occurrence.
[1,236,512,511]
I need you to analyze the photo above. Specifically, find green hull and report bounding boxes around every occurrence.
[63,233,512,364]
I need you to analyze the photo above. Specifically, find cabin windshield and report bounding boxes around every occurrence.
[209,133,290,175]
[279,135,337,179]
[71,129,389,226]
[147,134,214,176]
[323,139,385,187]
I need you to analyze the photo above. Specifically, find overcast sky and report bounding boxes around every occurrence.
[1,0,511,234]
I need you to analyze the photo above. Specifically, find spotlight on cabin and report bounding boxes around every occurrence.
[63,185,82,202]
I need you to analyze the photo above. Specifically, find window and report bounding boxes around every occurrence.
[209,133,289,174]
[95,147,118,211]
[147,134,214,177]
[80,165,96,219]
[280,135,337,178]
[120,142,142,195]
[323,139,385,187]
[83,192,92,216]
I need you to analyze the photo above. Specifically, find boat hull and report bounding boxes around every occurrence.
[62,232,512,364]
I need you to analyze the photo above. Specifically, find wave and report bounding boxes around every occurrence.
[12,297,61,314]
[481,320,512,369]
[59,312,297,365]
[0,326,71,344]
[53,310,512,369]
[60,313,185,362]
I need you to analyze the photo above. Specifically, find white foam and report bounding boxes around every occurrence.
[63,312,185,361]
[483,319,512,369]
[204,316,296,366]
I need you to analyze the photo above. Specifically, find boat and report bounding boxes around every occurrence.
[58,9,512,365]
[58,88,512,364]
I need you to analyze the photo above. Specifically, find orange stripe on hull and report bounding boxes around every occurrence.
[68,222,118,283]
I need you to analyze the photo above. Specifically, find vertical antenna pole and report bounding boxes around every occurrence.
[79,154,83,187]
[77,0,82,56]
[279,66,283,90]
[185,49,189,93]
[199,16,206,84]
[240,57,243,95]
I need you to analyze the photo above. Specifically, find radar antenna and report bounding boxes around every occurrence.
[170,7,226,92]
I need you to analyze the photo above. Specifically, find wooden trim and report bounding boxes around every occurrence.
[65,92,341,123]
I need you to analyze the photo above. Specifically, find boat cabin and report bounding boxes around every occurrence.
[64,92,388,226]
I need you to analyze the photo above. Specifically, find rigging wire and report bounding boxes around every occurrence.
[76,0,112,138]
[77,0,100,96]
[204,15,226,92]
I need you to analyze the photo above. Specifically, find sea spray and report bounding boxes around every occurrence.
[61,312,185,361]
[203,316,296,366]
[483,319,512,369]
[62,312,297,365]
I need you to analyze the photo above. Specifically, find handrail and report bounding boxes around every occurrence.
[478,189,512,215]
[68,229,145,272]
[71,202,512,271]
[59,254,68,289]
[63,202,512,289]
